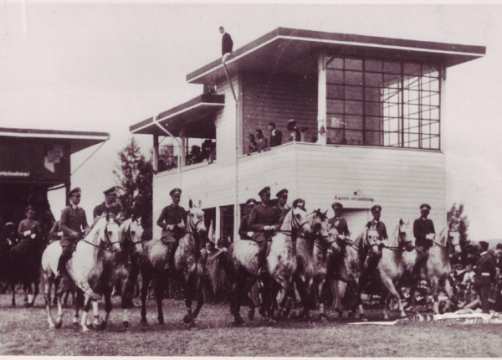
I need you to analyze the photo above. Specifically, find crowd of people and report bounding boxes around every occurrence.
[247,120,311,155]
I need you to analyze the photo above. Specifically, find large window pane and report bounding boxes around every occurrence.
[325,56,441,150]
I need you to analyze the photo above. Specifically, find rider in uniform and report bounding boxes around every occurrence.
[475,241,498,313]
[93,186,123,220]
[238,198,258,240]
[413,203,436,280]
[58,188,92,294]
[275,188,290,223]
[156,188,186,271]
[247,186,281,272]
[360,204,387,286]
[328,202,350,239]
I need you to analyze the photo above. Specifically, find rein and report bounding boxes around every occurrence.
[80,222,120,253]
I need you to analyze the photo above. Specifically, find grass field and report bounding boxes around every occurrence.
[0,294,501,357]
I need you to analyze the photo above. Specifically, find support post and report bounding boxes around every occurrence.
[152,134,159,172]
[317,53,327,145]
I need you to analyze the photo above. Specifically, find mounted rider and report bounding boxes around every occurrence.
[156,187,186,271]
[360,204,388,285]
[238,198,258,240]
[57,188,90,286]
[413,203,436,280]
[247,186,281,272]
[93,186,123,220]
[328,202,350,240]
[275,188,291,223]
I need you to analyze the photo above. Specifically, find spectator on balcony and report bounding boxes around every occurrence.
[201,139,212,161]
[287,119,301,142]
[247,133,257,155]
[187,145,202,165]
[255,129,268,152]
[268,122,283,148]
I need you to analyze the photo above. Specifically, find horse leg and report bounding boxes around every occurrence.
[430,276,440,314]
[190,275,205,323]
[381,276,405,319]
[229,269,248,325]
[182,275,194,324]
[294,274,310,319]
[332,280,347,320]
[153,275,165,325]
[43,275,56,328]
[99,288,112,330]
[73,290,83,326]
[80,295,92,332]
[140,270,150,325]
[11,282,16,307]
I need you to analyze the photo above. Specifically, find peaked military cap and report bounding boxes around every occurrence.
[479,241,489,251]
[276,188,288,197]
[420,203,431,210]
[371,204,382,212]
[68,187,81,196]
[245,198,257,206]
[292,198,306,210]
[258,186,271,197]
[103,186,117,195]
[332,201,343,209]
[169,188,182,196]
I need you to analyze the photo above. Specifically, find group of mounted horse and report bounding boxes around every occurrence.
[0,200,465,332]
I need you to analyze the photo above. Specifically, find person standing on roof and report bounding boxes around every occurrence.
[220,26,233,57]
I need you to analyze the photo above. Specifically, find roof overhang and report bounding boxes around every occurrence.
[0,127,109,153]
[130,94,225,138]
[187,27,486,85]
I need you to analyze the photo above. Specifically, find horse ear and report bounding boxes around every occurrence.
[198,200,202,208]
[189,199,193,209]
[399,218,404,225]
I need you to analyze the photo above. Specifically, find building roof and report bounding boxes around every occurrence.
[187,27,486,85]
[0,127,109,153]
[130,93,225,138]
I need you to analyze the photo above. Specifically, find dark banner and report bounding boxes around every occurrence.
[0,140,69,184]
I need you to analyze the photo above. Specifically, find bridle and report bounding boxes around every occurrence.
[277,209,310,237]
[80,220,121,252]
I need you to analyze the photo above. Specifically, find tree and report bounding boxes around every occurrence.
[114,137,153,238]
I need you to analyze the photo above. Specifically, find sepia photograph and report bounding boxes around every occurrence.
[0,0,502,357]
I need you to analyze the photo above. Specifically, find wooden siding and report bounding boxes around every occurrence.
[241,72,318,152]
[152,143,446,239]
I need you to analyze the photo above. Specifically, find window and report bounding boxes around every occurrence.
[326,57,441,150]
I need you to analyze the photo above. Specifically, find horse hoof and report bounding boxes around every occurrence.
[54,320,63,329]
[232,316,245,326]
[158,318,165,325]
[140,319,148,326]
[123,321,129,329]
[81,327,90,333]
[183,314,192,324]
[98,322,107,331]
[247,309,255,321]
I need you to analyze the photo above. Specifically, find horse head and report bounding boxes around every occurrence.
[187,199,207,238]
[396,218,413,251]
[121,217,144,254]
[309,209,329,238]
[93,214,122,252]
[285,202,312,236]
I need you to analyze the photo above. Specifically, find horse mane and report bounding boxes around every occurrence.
[312,208,327,221]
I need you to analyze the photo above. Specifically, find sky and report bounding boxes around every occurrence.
[1,1,501,240]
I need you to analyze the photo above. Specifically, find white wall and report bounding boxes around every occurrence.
[152,143,446,239]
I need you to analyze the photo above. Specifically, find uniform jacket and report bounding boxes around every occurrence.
[247,202,282,232]
[413,217,436,248]
[476,251,497,283]
[60,205,88,245]
[222,32,233,55]
[329,216,350,236]
[157,203,186,239]
[366,220,388,240]
[93,201,123,219]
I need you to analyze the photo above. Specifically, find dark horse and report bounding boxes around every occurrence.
[138,200,207,326]
[2,226,45,307]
